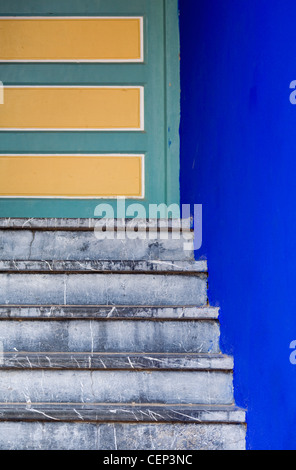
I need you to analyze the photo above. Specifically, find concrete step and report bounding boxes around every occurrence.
[0,272,207,306]
[0,352,232,370]
[0,369,233,405]
[0,319,220,354]
[0,305,219,320]
[0,218,246,450]
[0,229,194,261]
[0,421,246,450]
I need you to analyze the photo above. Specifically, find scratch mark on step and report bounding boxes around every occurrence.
[12,260,20,271]
[89,321,94,354]
[26,356,33,368]
[28,230,35,259]
[99,358,107,369]
[113,425,118,450]
[63,277,67,306]
[23,389,31,405]
[150,260,184,270]
[73,408,84,421]
[73,357,80,369]
[107,306,116,318]
[0,342,3,366]
[42,260,53,271]
[80,381,85,403]
[143,356,166,364]
[22,218,34,228]
[148,409,161,422]
[172,410,201,422]
[29,408,59,421]
[127,357,134,369]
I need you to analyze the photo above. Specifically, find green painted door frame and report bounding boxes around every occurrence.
[0,0,180,218]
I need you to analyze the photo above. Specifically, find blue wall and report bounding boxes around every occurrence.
[179,0,296,450]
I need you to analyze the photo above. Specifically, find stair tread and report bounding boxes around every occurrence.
[0,403,245,424]
[0,352,233,370]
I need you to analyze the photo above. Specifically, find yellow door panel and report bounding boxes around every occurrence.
[0,155,144,198]
[0,17,143,62]
[0,86,143,130]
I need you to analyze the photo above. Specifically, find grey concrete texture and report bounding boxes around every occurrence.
[0,319,220,353]
[0,421,246,450]
[0,273,207,306]
[0,370,234,405]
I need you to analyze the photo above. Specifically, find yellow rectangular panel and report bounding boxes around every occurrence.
[0,17,143,62]
[0,86,143,130]
[0,154,144,198]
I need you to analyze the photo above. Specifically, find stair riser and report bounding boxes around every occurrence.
[0,320,220,354]
[0,273,207,306]
[0,422,246,450]
[0,370,233,405]
[0,230,194,261]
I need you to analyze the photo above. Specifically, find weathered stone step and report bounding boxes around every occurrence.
[0,217,193,231]
[0,353,232,371]
[0,259,207,274]
[0,370,233,405]
[0,420,246,450]
[0,229,194,261]
[0,305,219,320]
[0,403,245,424]
[0,273,207,306]
[0,319,220,353]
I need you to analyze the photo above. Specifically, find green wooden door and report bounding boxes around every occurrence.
[0,0,180,218]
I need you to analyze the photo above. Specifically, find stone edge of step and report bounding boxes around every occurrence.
[0,259,208,274]
[0,306,219,320]
[0,353,233,371]
[0,218,194,232]
[0,403,246,424]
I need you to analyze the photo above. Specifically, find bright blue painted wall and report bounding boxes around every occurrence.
[179,0,296,450]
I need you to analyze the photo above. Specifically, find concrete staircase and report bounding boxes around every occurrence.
[0,218,246,450]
